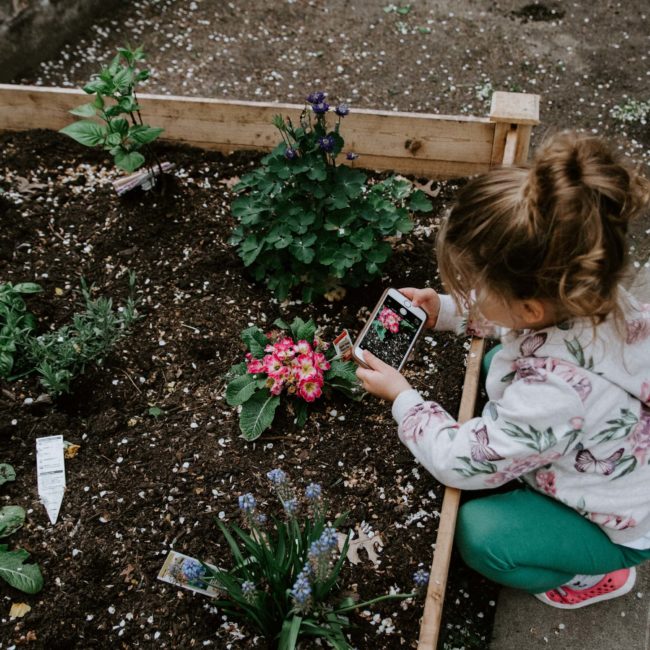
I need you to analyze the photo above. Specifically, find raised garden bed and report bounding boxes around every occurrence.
[0,89,538,648]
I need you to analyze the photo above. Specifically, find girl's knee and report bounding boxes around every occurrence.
[456,498,507,571]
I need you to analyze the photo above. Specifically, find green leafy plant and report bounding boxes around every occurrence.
[4,273,139,396]
[229,91,432,301]
[0,282,42,378]
[0,464,43,594]
[226,317,361,440]
[60,45,164,175]
[192,470,417,649]
[24,273,140,395]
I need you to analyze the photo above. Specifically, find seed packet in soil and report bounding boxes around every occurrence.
[157,550,219,597]
[333,329,353,360]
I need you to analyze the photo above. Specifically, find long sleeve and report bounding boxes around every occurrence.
[392,372,586,490]
[434,294,506,339]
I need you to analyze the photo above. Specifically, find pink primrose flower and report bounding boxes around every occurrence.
[298,376,323,402]
[295,354,318,381]
[246,357,265,374]
[263,354,283,374]
[274,337,296,360]
[267,375,285,396]
[378,307,401,334]
[313,352,330,372]
[294,340,312,355]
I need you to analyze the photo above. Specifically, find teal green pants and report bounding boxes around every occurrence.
[455,344,650,593]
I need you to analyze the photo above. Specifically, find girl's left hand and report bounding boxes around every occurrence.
[355,351,412,401]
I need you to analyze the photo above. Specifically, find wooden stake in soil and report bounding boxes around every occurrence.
[417,116,538,649]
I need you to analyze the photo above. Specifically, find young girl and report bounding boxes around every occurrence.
[356,131,650,609]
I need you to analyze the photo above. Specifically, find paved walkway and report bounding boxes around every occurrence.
[490,264,650,650]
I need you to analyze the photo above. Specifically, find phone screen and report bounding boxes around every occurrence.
[359,294,423,368]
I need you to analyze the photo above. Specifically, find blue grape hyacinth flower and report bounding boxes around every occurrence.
[305,483,322,501]
[181,558,206,583]
[413,568,430,589]
[267,468,288,485]
[238,493,256,512]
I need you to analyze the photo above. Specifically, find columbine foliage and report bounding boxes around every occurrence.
[0,282,42,379]
[4,274,139,396]
[0,464,43,594]
[226,317,361,440]
[229,91,433,301]
[60,46,164,174]
[203,471,413,649]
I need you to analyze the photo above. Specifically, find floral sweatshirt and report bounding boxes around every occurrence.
[392,289,650,546]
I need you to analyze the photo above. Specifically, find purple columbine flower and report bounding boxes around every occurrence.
[305,483,322,501]
[181,558,206,583]
[306,91,326,104]
[318,135,335,152]
[346,152,359,161]
[335,103,350,117]
[413,568,430,589]
[311,101,330,115]
[238,493,256,512]
[284,147,298,160]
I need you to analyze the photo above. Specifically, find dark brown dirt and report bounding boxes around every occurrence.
[0,129,497,649]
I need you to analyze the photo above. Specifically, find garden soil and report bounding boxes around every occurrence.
[0,130,497,649]
[3,0,650,648]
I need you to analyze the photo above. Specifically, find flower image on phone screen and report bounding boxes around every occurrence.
[361,294,421,368]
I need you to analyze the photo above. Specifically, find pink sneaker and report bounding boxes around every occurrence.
[534,567,637,609]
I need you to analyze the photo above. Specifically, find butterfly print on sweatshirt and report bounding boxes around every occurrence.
[574,447,624,475]
[511,332,593,401]
[470,424,504,462]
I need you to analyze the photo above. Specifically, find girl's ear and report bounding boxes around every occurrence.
[520,299,548,326]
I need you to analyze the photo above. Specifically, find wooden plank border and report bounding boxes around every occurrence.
[0,83,539,644]
[0,85,538,179]
[417,124,531,649]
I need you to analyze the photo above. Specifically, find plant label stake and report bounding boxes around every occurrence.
[36,435,65,525]
[112,162,176,196]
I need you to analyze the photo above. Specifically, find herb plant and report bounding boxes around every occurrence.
[25,274,140,395]
[60,46,164,176]
[0,464,43,594]
[200,470,415,649]
[0,282,42,379]
[226,317,361,440]
[229,91,433,301]
[4,274,139,396]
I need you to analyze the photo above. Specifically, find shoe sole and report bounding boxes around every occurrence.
[533,566,637,610]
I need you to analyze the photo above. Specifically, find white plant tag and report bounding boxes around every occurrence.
[36,435,65,525]
[157,550,220,597]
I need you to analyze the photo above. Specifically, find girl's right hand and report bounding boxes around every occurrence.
[399,287,440,329]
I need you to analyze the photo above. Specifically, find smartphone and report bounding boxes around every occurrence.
[352,288,428,371]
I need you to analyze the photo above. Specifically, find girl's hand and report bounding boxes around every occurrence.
[355,351,412,401]
[399,287,440,329]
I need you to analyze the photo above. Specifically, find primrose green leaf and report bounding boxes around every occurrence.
[59,120,107,148]
[69,103,97,118]
[0,506,25,538]
[0,465,16,486]
[239,389,280,440]
[226,374,260,406]
[0,545,43,594]
[241,326,268,357]
[114,150,145,173]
